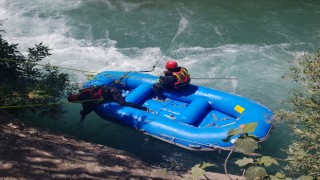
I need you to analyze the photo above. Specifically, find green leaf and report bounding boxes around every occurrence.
[190,162,215,180]
[200,162,215,169]
[227,128,243,136]
[269,175,290,180]
[247,134,260,141]
[242,122,258,133]
[235,157,254,167]
[244,166,267,180]
[275,172,286,179]
[296,175,314,180]
[190,164,205,180]
[234,137,258,155]
[259,156,279,167]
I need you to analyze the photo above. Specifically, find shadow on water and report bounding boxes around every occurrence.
[25,102,292,175]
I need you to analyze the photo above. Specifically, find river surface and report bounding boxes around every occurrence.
[1,0,320,174]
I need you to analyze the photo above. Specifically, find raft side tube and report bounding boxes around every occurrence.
[125,84,153,104]
[177,98,210,125]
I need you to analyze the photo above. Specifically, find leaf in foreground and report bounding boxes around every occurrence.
[259,156,279,167]
[234,137,258,155]
[296,175,314,180]
[190,162,215,180]
[235,157,254,167]
[242,122,258,133]
[244,166,267,180]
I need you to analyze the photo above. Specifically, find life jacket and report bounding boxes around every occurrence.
[68,86,104,102]
[172,67,190,89]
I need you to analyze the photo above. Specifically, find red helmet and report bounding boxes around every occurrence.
[165,60,178,69]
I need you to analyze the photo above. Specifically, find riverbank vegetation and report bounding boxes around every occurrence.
[276,49,320,178]
[0,34,72,119]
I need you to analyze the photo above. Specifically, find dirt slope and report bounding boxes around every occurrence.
[0,115,243,180]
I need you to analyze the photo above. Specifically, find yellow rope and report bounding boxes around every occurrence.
[0,102,64,109]
[0,98,104,109]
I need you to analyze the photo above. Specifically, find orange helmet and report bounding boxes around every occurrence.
[165,60,178,69]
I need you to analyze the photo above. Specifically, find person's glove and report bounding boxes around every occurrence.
[158,76,164,82]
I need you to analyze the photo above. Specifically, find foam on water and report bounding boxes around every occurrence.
[175,5,192,38]
[0,0,163,83]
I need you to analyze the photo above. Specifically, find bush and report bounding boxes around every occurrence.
[276,49,320,178]
[0,34,72,119]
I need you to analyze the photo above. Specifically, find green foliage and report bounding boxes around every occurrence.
[244,166,267,180]
[222,122,259,153]
[274,172,287,179]
[295,175,314,180]
[236,156,279,168]
[238,155,280,179]
[222,122,258,142]
[223,123,285,180]
[235,157,254,167]
[234,137,258,155]
[277,49,320,178]
[242,123,258,133]
[190,162,215,180]
[259,156,279,167]
[0,35,72,119]
[235,155,283,180]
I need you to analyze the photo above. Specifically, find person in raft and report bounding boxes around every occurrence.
[152,60,191,101]
[68,85,148,121]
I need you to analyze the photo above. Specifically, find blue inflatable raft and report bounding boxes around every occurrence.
[83,71,274,151]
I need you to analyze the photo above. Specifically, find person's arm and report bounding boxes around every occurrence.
[162,76,177,89]
[164,70,173,76]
